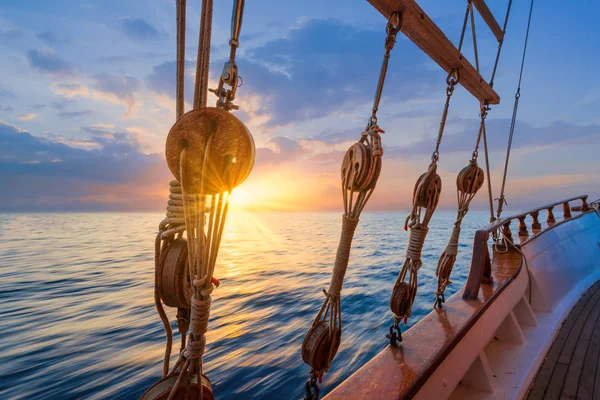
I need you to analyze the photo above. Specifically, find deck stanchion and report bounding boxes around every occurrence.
[547,207,556,225]
[563,202,572,219]
[518,216,529,238]
[530,211,541,230]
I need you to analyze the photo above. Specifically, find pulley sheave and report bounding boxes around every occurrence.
[165,107,255,194]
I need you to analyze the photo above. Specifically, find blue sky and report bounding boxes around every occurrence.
[0,0,598,211]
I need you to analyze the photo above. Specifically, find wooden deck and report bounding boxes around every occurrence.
[528,280,600,399]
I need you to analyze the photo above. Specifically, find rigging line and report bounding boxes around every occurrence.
[489,0,514,87]
[457,1,471,52]
[193,0,214,109]
[496,0,535,219]
[370,12,402,125]
[176,0,186,120]
[469,1,479,72]
[481,120,495,222]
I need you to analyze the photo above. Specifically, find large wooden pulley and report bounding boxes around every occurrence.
[166,107,255,194]
[341,143,371,191]
[390,281,412,317]
[159,238,191,309]
[456,162,484,194]
[301,321,341,372]
[413,171,442,209]
[140,374,214,400]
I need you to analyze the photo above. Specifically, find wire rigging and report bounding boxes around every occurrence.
[496,0,535,220]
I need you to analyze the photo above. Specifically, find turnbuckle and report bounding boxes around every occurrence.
[304,369,320,400]
[386,322,402,346]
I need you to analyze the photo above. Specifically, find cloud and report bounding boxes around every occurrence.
[0,86,15,99]
[0,121,170,211]
[234,18,436,126]
[145,19,438,128]
[121,17,160,42]
[0,29,24,41]
[92,74,140,116]
[146,59,195,103]
[0,105,13,112]
[17,113,36,121]
[52,75,141,117]
[27,48,74,76]
[386,118,600,158]
[36,30,69,45]
[57,110,92,118]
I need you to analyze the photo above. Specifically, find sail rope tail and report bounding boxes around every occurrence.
[496,0,535,220]
[301,13,402,400]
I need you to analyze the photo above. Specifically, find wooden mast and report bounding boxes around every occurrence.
[366,0,500,105]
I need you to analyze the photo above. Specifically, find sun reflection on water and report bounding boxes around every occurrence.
[0,211,489,399]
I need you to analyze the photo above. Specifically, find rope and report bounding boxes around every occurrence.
[432,0,519,302]
[496,0,535,219]
[176,0,186,119]
[389,69,458,328]
[328,216,359,298]
[489,0,514,87]
[193,0,213,109]
[302,14,399,385]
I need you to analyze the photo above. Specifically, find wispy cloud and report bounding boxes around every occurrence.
[17,113,36,121]
[27,48,75,76]
[120,17,160,42]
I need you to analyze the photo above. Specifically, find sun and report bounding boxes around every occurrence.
[228,188,251,208]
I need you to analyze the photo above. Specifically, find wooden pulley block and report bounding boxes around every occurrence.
[390,281,412,317]
[159,239,191,309]
[140,373,214,400]
[456,162,484,194]
[165,107,255,194]
[413,171,442,209]
[341,142,371,191]
[301,320,341,372]
[364,154,382,191]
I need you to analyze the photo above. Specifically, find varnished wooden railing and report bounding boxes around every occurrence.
[462,194,590,300]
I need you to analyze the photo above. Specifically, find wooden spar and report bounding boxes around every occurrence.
[471,0,504,42]
[366,0,500,105]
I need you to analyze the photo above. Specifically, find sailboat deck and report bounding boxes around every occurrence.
[528,280,600,399]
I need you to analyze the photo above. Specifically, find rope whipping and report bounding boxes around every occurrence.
[434,0,516,307]
[142,1,255,399]
[301,13,402,399]
[496,0,535,220]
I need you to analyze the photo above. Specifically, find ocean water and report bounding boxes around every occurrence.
[0,211,492,399]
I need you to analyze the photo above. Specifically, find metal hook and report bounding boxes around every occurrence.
[304,370,320,400]
[386,322,402,346]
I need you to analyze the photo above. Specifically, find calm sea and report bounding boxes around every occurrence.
[0,211,492,399]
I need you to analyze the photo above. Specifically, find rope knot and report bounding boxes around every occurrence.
[443,226,461,256]
[406,225,428,261]
[189,297,212,337]
[186,337,206,359]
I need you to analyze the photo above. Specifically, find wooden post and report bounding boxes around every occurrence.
[502,221,513,244]
[547,207,556,225]
[563,202,572,219]
[530,211,541,230]
[463,230,491,300]
[582,197,590,212]
[517,216,529,238]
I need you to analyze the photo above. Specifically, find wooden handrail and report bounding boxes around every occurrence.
[462,194,590,300]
